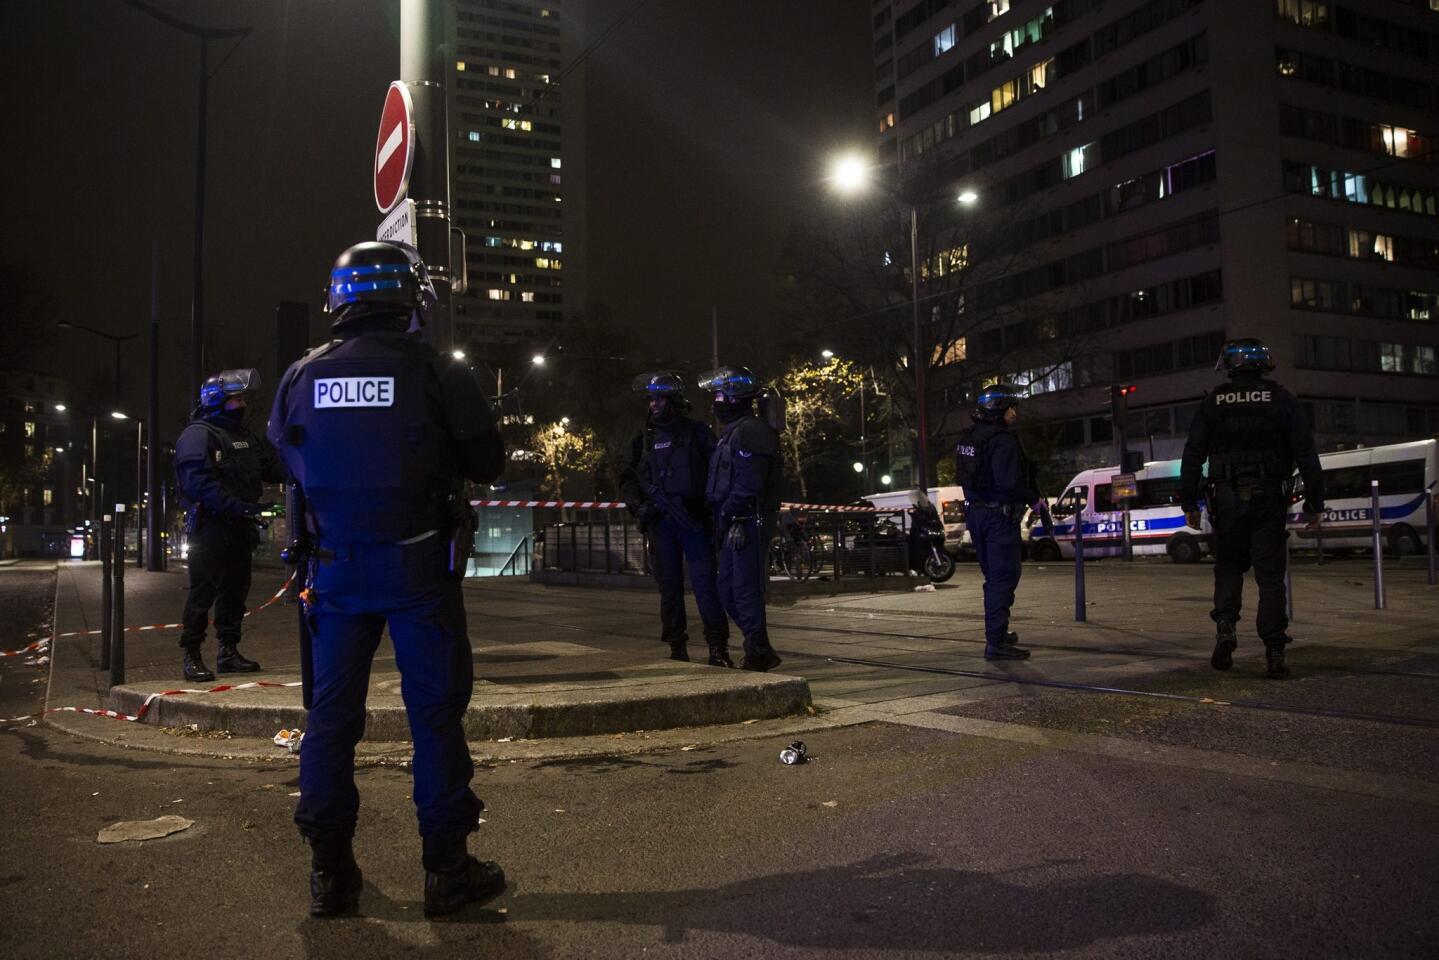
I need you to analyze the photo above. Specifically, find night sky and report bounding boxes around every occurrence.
[5,0,873,431]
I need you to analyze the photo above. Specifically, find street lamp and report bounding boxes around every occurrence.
[825,153,979,491]
[452,349,466,361]
[531,354,546,366]
[852,461,864,473]
[820,349,835,360]
[881,474,893,486]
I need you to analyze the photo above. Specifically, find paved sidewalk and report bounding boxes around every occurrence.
[43,561,810,754]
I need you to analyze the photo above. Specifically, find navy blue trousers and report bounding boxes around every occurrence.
[967,505,1023,646]
[294,535,481,842]
[649,515,729,644]
[1209,483,1290,643]
[715,516,773,657]
[180,519,253,648]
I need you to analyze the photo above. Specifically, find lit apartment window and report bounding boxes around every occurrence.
[468,131,481,142]
[551,157,562,168]
[989,0,1011,20]
[43,488,53,506]
[24,421,36,437]
[933,25,956,57]
[932,337,967,366]
[1275,0,1329,27]
[456,61,466,71]
[1062,143,1096,179]
[487,288,510,301]
[969,101,991,125]
[1029,61,1048,91]
[521,291,536,303]
[1373,235,1396,261]
[487,66,500,76]
[504,68,517,79]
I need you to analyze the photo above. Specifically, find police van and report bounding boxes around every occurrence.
[1287,438,1436,555]
[862,485,971,556]
[1028,459,1210,563]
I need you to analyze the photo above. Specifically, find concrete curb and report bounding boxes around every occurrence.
[105,671,813,740]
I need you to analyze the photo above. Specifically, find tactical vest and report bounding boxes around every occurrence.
[707,416,782,511]
[953,424,992,496]
[1206,379,1290,481]
[641,419,707,499]
[180,420,266,511]
[279,334,452,543]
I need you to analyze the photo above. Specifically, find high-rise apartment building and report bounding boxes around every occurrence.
[873,0,1438,477]
[450,0,587,356]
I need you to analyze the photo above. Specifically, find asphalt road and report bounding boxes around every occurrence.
[3,559,1437,959]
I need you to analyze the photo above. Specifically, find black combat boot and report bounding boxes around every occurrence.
[998,631,1030,657]
[216,641,261,674]
[984,634,1030,660]
[1265,640,1290,679]
[182,645,215,682]
[422,834,506,918]
[740,639,782,673]
[1211,621,1237,671]
[705,630,736,667]
[665,634,690,663]
[308,835,363,918]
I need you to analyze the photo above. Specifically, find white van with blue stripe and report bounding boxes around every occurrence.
[1288,438,1436,556]
[1028,459,1210,563]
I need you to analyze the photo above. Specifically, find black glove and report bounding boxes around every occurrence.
[1302,498,1324,517]
[725,521,748,551]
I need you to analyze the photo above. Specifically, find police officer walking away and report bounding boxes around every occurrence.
[268,241,506,918]
[1181,338,1323,678]
[955,383,1040,660]
[174,369,285,681]
[618,372,732,666]
[701,366,783,672]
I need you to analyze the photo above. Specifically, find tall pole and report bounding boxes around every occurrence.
[711,306,719,369]
[147,247,163,570]
[909,203,929,490]
[191,36,208,399]
[401,0,455,349]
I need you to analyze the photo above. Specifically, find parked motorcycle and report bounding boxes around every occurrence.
[907,493,956,583]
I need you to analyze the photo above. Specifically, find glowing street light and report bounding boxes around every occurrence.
[828,153,871,194]
[881,474,893,486]
[852,461,864,474]
[54,403,67,412]
[531,354,546,366]
[452,349,466,361]
[957,190,979,204]
[110,411,129,420]
[820,349,835,359]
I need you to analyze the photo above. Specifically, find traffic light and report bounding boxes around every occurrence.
[1109,383,1138,421]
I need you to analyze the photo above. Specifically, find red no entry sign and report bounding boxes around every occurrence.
[373,81,415,214]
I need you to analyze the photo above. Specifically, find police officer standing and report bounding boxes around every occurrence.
[618,372,732,666]
[954,383,1040,661]
[174,369,285,681]
[1181,338,1323,678]
[268,241,506,918]
[701,366,783,672]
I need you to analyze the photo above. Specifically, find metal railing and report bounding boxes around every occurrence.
[497,535,531,577]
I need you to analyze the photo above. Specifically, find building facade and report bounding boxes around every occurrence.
[449,0,587,361]
[873,0,1438,479]
[0,369,79,556]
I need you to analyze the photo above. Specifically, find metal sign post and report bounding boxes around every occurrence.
[111,504,127,687]
[1074,507,1086,622]
[1370,480,1385,610]
[100,515,113,670]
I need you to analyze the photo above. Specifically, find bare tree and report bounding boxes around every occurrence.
[774,356,864,500]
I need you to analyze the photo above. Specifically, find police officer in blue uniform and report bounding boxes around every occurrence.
[701,366,783,672]
[1181,338,1323,678]
[174,369,284,681]
[268,241,506,918]
[955,383,1040,661]
[618,372,732,666]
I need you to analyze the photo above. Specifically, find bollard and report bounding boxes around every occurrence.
[1074,510,1086,622]
[100,515,113,670]
[1370,480,1385,610]
[110,504,126,687]
[1427,491,1436,587]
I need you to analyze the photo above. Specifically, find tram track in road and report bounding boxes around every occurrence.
[473,581,1439,683]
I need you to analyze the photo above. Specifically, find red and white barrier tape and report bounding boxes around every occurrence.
[1,573,293,658]
[470,499,877,513]
[4,678,304,725]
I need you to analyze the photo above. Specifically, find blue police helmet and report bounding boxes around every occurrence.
[972,382,1024,421]
[1216,338,1275,375]
[698,366,761,400]
[199,368,261,411]
[324,240,437,330]
[631,371,686,397]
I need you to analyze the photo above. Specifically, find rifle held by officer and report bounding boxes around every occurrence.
[447,482,479,579]
[640,480,703,534]
[280,482,315,710]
